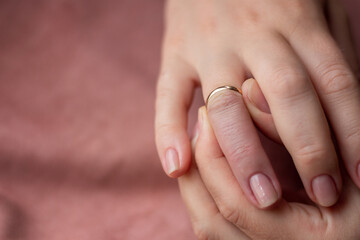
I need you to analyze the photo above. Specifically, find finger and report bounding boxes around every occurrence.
[195,106,324,239]
[286,13,360,190]
[326,0,359,74]
[198,56,281,208]
[326,175,360,238]
[241,78,281,143]
[241,80,312,203]
[155,55,196,177]
[243,33,342,207]
[178,156,251,239]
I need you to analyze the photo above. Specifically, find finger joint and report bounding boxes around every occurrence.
[268,67,310,99]
[294,144,330,168]
[316,61,357,96]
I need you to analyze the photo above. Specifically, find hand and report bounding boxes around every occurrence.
[178,105,360,240]
[155,0,360,208]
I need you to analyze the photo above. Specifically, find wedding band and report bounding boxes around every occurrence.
[206,85,242,108]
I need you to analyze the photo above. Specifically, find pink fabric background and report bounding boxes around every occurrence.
[0,0,358,239]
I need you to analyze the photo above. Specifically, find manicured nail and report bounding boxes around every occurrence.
[165,148,180,176]
[250,173,279,208]
[198,107,204,127]
[191,121,200,149]
[245,78,271,114]
[312,175,338,207]
[192,107,206,150]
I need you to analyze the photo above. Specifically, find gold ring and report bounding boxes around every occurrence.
[205,85,242,108]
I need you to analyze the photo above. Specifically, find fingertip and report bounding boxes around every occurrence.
[156,126,192,178]
[241,78,282,143]
[242,78,270,114]
[164,148,181,177]
[241,78,255,102]
[250,173,281,209]
[164,145,192,178]
[311,174,340,207]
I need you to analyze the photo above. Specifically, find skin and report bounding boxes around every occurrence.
[178,105,360,240]
[177,5,360,237]
[155,0,360,208]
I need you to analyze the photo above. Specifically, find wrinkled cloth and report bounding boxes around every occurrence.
[0,0,358,239]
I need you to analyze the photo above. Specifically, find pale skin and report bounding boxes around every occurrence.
[179,105,360,240]
[155,0,360,208]
[178,3,360,237]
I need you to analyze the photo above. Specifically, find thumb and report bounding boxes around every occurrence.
[241,78,281,143]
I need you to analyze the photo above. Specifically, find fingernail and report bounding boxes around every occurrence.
[165,148,180,176]
[312,175,338,207]
[245,78,271,114]
[357,163,360,181]
[192,107,206,150]
[191,121,200,149]
[198,107,204,127]
[250,173,279,208]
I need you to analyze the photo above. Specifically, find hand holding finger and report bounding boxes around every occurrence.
[188,106,360,239]
[178,156,251,240]
[204,84,281,208]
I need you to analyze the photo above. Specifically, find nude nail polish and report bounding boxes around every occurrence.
[312,175,338,207]
[165,148,180,176]
[246,79,271,114]
[250,173,279,208]
[191,122,200,149]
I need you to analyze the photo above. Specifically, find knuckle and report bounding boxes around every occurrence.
[156,123,178,136]
[307,217,329,239]
[227,142,254,163]
[281,0,321,36]
[231,7,263,29]
[344,125,360,143]
[287,205,328,240]
[268,68,309,98]
[217,202,244,227]
[192,221,214,240]
[281,0,312,23]
[316,62,357,96]
[156,84,171,101]
[156,123,177,137]
[155,78,182,109]
[288,0,308,18]
[294,144,329,167]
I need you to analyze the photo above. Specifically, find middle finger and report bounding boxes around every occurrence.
[243,32,342,207]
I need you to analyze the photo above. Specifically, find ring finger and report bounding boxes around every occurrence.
[197,52,282,209]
